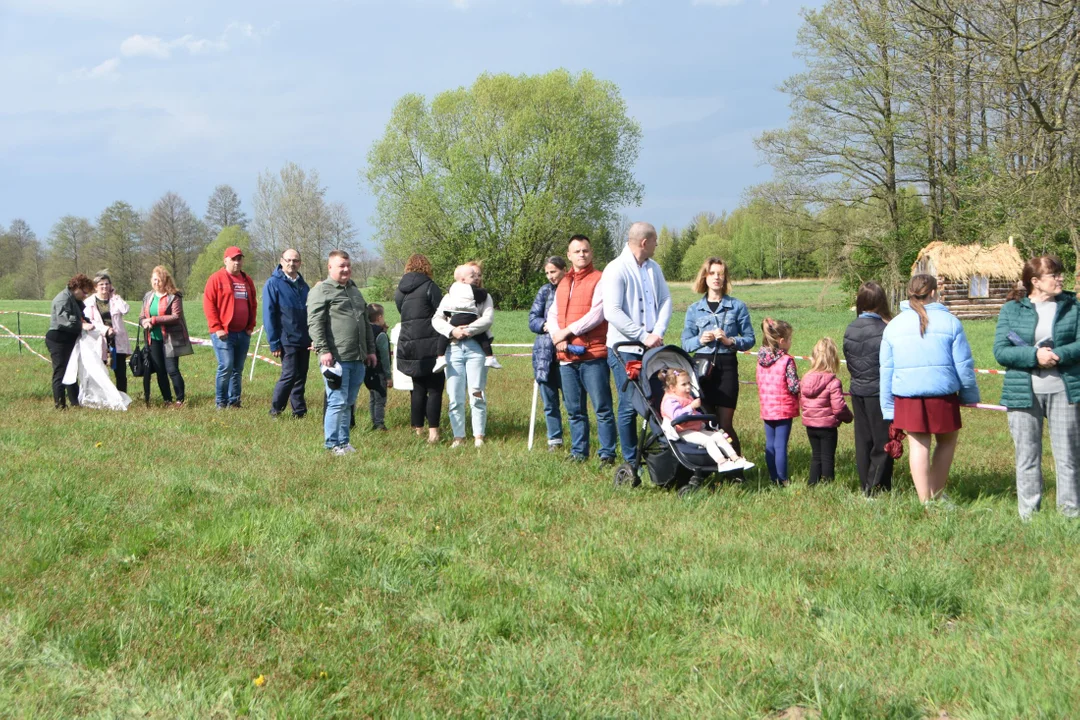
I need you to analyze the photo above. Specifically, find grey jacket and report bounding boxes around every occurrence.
[307,278,376,363]
[49,288,85,334]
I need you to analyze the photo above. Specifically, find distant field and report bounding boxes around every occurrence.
[1,281,1077,718]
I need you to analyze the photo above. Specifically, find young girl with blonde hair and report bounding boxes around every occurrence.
[799,337,853,485]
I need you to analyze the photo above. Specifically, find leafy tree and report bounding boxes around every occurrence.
[205,184,248,236]
[0,219,45,299]
[187,226,253,297]
[96,202,143,299]
[366,69,643,308]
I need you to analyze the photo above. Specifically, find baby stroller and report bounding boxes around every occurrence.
[611,342,751,497]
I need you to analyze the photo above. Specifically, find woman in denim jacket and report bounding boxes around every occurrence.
[681,257,755,459]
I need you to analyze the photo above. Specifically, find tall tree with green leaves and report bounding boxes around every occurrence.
[96,201,142,299]
[366,69,643,307]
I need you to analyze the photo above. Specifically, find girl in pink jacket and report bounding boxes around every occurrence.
[800,337,854,485]
[756,318,799,485]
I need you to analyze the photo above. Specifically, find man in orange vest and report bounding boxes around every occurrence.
[546,235,617,465]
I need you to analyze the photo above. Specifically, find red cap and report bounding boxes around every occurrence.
[223,246,244,260]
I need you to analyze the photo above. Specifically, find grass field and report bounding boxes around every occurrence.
[1,280,1078,718]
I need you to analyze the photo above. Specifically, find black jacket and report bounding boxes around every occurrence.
[394,272,443,377]
[843,314,888,397]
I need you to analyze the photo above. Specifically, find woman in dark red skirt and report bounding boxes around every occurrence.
[880,275,981,503]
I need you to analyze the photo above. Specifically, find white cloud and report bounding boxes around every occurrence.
[120,32,228,59]
[73,56,119,80]
[71,22,273,80]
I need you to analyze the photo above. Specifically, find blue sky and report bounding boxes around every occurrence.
[1,0,821,246]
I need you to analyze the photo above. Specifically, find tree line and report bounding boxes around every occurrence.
[1,165,379,302]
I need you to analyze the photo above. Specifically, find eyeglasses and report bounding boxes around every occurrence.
[1041,273,1064,280]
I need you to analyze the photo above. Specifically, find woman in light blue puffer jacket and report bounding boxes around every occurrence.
[880,274,980,503]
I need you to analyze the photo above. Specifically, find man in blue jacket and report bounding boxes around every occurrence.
[263,248,311,418]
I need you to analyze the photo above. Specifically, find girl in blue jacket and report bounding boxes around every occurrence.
[880,274,980,503]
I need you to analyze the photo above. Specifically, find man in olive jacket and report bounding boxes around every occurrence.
[307,250,377,454]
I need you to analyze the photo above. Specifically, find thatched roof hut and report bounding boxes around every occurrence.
[912,240,1024,319]
[913,240,1024,281]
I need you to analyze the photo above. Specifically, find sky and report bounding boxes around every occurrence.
[0,0,822,247]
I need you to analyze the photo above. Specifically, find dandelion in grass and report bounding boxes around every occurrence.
[95,442,102,447]
[253,674,266,687]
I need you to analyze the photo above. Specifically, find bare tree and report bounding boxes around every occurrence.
[47,216,95,278]
[205,184,248,237]
[143,192,202,286]
[251,162,359,271]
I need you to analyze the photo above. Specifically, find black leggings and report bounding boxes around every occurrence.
[143,340,185,404]
[44,330,80,408]
[699,353,741,455]
[410,372,445,428]
[806,426,838,485]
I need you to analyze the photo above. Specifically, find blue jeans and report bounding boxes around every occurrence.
[324,360,364,449]
[764,419,793,482]
[560,358,617,460]
[210,331,251,407]
[607,348,641,464]
[538,365,563,446]
[446,339,489,439]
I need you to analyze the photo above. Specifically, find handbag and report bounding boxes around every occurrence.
[128,329,155,378]
[693,354,716,381]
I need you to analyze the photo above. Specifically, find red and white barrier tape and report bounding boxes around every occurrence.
[0,323,49,362]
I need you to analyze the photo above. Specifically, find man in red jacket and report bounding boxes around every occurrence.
[545,235,617,466]
[204,246,257,409]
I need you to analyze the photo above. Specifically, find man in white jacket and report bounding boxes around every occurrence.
[602,221,672,465]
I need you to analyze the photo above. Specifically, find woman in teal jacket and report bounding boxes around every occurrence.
[993,255,1080,519]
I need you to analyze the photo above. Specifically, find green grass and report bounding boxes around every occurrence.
[1,282,1078,718]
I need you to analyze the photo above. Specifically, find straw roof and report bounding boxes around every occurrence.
[912,240,1024,280]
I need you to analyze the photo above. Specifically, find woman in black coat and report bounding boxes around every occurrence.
[395,253,445,443]
[842,281,895,496]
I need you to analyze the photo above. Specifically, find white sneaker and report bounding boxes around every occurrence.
[330,446,348,456]
[432,356,447,373]
[474,437,484,448]
[485,356,503,369]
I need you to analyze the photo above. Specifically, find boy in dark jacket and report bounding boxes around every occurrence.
[366,304,392,431]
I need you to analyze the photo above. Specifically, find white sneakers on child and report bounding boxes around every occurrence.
[485,356,503,369]
[717,457,755,472]
[432,356,447,373]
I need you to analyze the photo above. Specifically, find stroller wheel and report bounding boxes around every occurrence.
[673,481,699,498]
[613,462,638,489]
[677,477,703,498]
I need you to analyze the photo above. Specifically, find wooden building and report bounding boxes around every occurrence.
[911,240,1024,319]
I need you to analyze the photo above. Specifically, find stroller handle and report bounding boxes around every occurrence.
[612,341,646,355]
[611,341,647,392]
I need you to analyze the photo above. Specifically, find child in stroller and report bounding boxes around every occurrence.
[611,342,753,494]
[658,367,751,472]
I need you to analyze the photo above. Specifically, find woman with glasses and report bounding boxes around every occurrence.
[994,256,1080,519]
[83,271,132,394]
